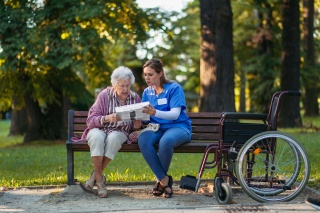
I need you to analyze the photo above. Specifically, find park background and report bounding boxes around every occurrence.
[0,0,319,189]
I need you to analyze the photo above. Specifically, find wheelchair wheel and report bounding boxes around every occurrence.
[214,177,233,204]
[235,131,310,202]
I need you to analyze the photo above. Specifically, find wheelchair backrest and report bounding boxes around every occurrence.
[267,91,301,130]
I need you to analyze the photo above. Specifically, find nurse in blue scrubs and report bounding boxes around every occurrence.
[138,58,192,198]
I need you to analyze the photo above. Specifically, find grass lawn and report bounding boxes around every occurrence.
[0,116,319,190]
[0,120,211,187]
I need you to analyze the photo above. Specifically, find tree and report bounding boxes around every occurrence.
[199,0,235,112]
[0,0,163,142]
[248,1,277,114]
[153,1,201,111]
[279,0,302,127]
[232,1,283,113]
[302,0,319,116]
[0,0,44,140]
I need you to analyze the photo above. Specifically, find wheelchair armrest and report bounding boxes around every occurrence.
[222,112,267,120]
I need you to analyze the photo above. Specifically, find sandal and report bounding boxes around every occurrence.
[96,181,108,198]
[152,182,164,196]
[163,175,173,198]
[84,171,95,191]
[84,171,106,191]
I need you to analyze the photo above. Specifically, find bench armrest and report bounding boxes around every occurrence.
[222,112,267,120]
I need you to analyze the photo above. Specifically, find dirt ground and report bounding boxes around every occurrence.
[0,181,319,212]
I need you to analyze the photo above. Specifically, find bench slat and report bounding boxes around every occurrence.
[187,112,221,118]
[68,141,219,153]
[192,126,219,133]
[73,124,220,133]
[74,117,87,123]
[71,133,219,142]
[74,111,89,116]
[191,133,219,140]
[191,119,220,125]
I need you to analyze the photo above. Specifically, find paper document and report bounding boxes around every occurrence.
[115,102,150,121]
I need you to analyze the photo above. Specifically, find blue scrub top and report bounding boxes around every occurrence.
[142,82,191,134]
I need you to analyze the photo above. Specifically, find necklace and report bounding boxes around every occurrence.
[116,94,127,105]
[154,87,163,95]
[119,100,126,106]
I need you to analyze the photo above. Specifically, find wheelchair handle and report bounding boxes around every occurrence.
[281,91,301,97]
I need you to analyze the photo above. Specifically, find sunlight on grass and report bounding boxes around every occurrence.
[0,120,24,148]
[72,151,214,184]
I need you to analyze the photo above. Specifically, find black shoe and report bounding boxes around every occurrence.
[306,197,320,210]
[152,182,164,196]
[163,175,173,198]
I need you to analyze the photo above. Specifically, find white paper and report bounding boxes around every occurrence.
[115,102,150,121]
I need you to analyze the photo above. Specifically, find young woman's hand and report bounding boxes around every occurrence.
[142,104,156,116]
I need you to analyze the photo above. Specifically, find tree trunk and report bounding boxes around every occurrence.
[302,0,319,116]
[199,0,235,112]
[9,107,27,136]
[61,95,71,139]
[43,98,63,140]
[304,88,319,115]
[131,66,145,97]
[279,0,302,127]
[23,92,42,143]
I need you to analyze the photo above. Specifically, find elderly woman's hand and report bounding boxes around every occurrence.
[133,120,142,130]
[142,104,156,116]
[104,113,120,123]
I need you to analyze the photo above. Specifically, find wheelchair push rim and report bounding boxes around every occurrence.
[235,131,310,203]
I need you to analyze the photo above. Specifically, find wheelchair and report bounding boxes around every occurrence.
[181,91,310,204]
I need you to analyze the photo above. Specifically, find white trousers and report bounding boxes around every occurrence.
[86,128,127,160]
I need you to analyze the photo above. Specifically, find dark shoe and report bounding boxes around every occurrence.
[306,197,320,210]
[163,175,173,198]
[152,182,164,196]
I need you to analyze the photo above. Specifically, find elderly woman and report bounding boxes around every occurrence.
[81,66,141,198]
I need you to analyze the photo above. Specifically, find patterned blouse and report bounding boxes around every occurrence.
[81,87,141,140]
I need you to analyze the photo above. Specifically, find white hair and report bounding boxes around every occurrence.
[110,66,135,87]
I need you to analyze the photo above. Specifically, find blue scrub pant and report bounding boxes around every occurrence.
[138,127,191,181]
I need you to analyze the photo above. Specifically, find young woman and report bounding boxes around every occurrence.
[138,58,191,198]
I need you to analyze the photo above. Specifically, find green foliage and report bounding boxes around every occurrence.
[300,63,320,88]
[0,0,167,141]
[1,0,319,141]
[153,1,201,110]
[0,0,39,111]
[232,0,283,113]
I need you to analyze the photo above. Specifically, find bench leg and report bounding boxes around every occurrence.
[67,147,75,185]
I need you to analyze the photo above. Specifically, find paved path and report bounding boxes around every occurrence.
[97,203,318,213]
[0,182,319,212]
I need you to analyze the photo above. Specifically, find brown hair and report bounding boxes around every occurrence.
[143,58,173,87]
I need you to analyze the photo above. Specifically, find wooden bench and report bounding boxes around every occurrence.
[66,110,223,185]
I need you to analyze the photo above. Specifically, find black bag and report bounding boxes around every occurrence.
[180,175,198,191]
